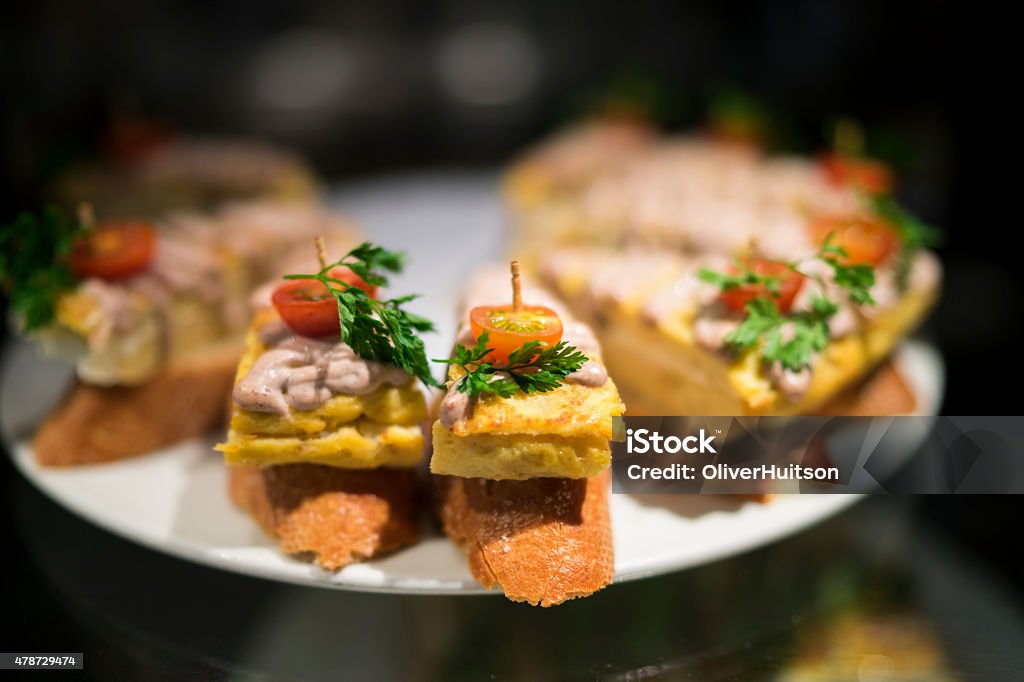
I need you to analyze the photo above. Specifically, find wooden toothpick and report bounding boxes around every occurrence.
[510,260,522,312]
[745,237,758,263]
[314,236,328,270]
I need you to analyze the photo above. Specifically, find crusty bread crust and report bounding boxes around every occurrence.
[33,350,239,467]
[228,464,420,570]
[814,358,917,416]
[434,469,613,606]
[620,357,917,418]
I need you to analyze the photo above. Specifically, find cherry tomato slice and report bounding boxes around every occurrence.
[809,215,900,266]
[819,153,893,195]
[272,279,340,338]
[69,220,157,281]
[328,266,377,298]
[718,259,805,314]
[469,305,563,365]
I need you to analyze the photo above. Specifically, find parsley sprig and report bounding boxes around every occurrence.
[870,195,942,289]
[283,242,439,388]
[696,267,783,296]
[725,295,838,372]
[0,207,84,332]
[436,331,588,399]
[698,241,876,372]
[818,236,876,306]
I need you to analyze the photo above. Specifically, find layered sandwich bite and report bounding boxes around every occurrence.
[1,201,360,466]
[507,123,940,417]
[218,238,436,569]
[432,263,624,606]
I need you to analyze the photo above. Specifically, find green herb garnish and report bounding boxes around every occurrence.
[726,295,837,373]
[697,266,783,295]
[870,195,942,289]
[819,235,877,306]
[700,240,877,372]
[436,331,588,399]
[283,242,439,388]
[0,207,84,332]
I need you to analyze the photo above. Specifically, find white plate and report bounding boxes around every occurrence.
[1,172,945,595]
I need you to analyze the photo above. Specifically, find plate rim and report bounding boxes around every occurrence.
[3,339,942,596]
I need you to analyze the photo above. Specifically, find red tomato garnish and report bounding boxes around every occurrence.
[328,266,377,298]
[69,220,157,281]
[819,153,893,195]
[469,305,563,365]
[718,259,805,314]
[809,215,900,266]
[272,280,341,338]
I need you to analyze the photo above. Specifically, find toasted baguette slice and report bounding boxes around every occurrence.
[619,355,918,420]
[33,341,240,467]
[228,464,419,570]
[541,247,939,416]
[814,356,917,416]
[434,470,613,606]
